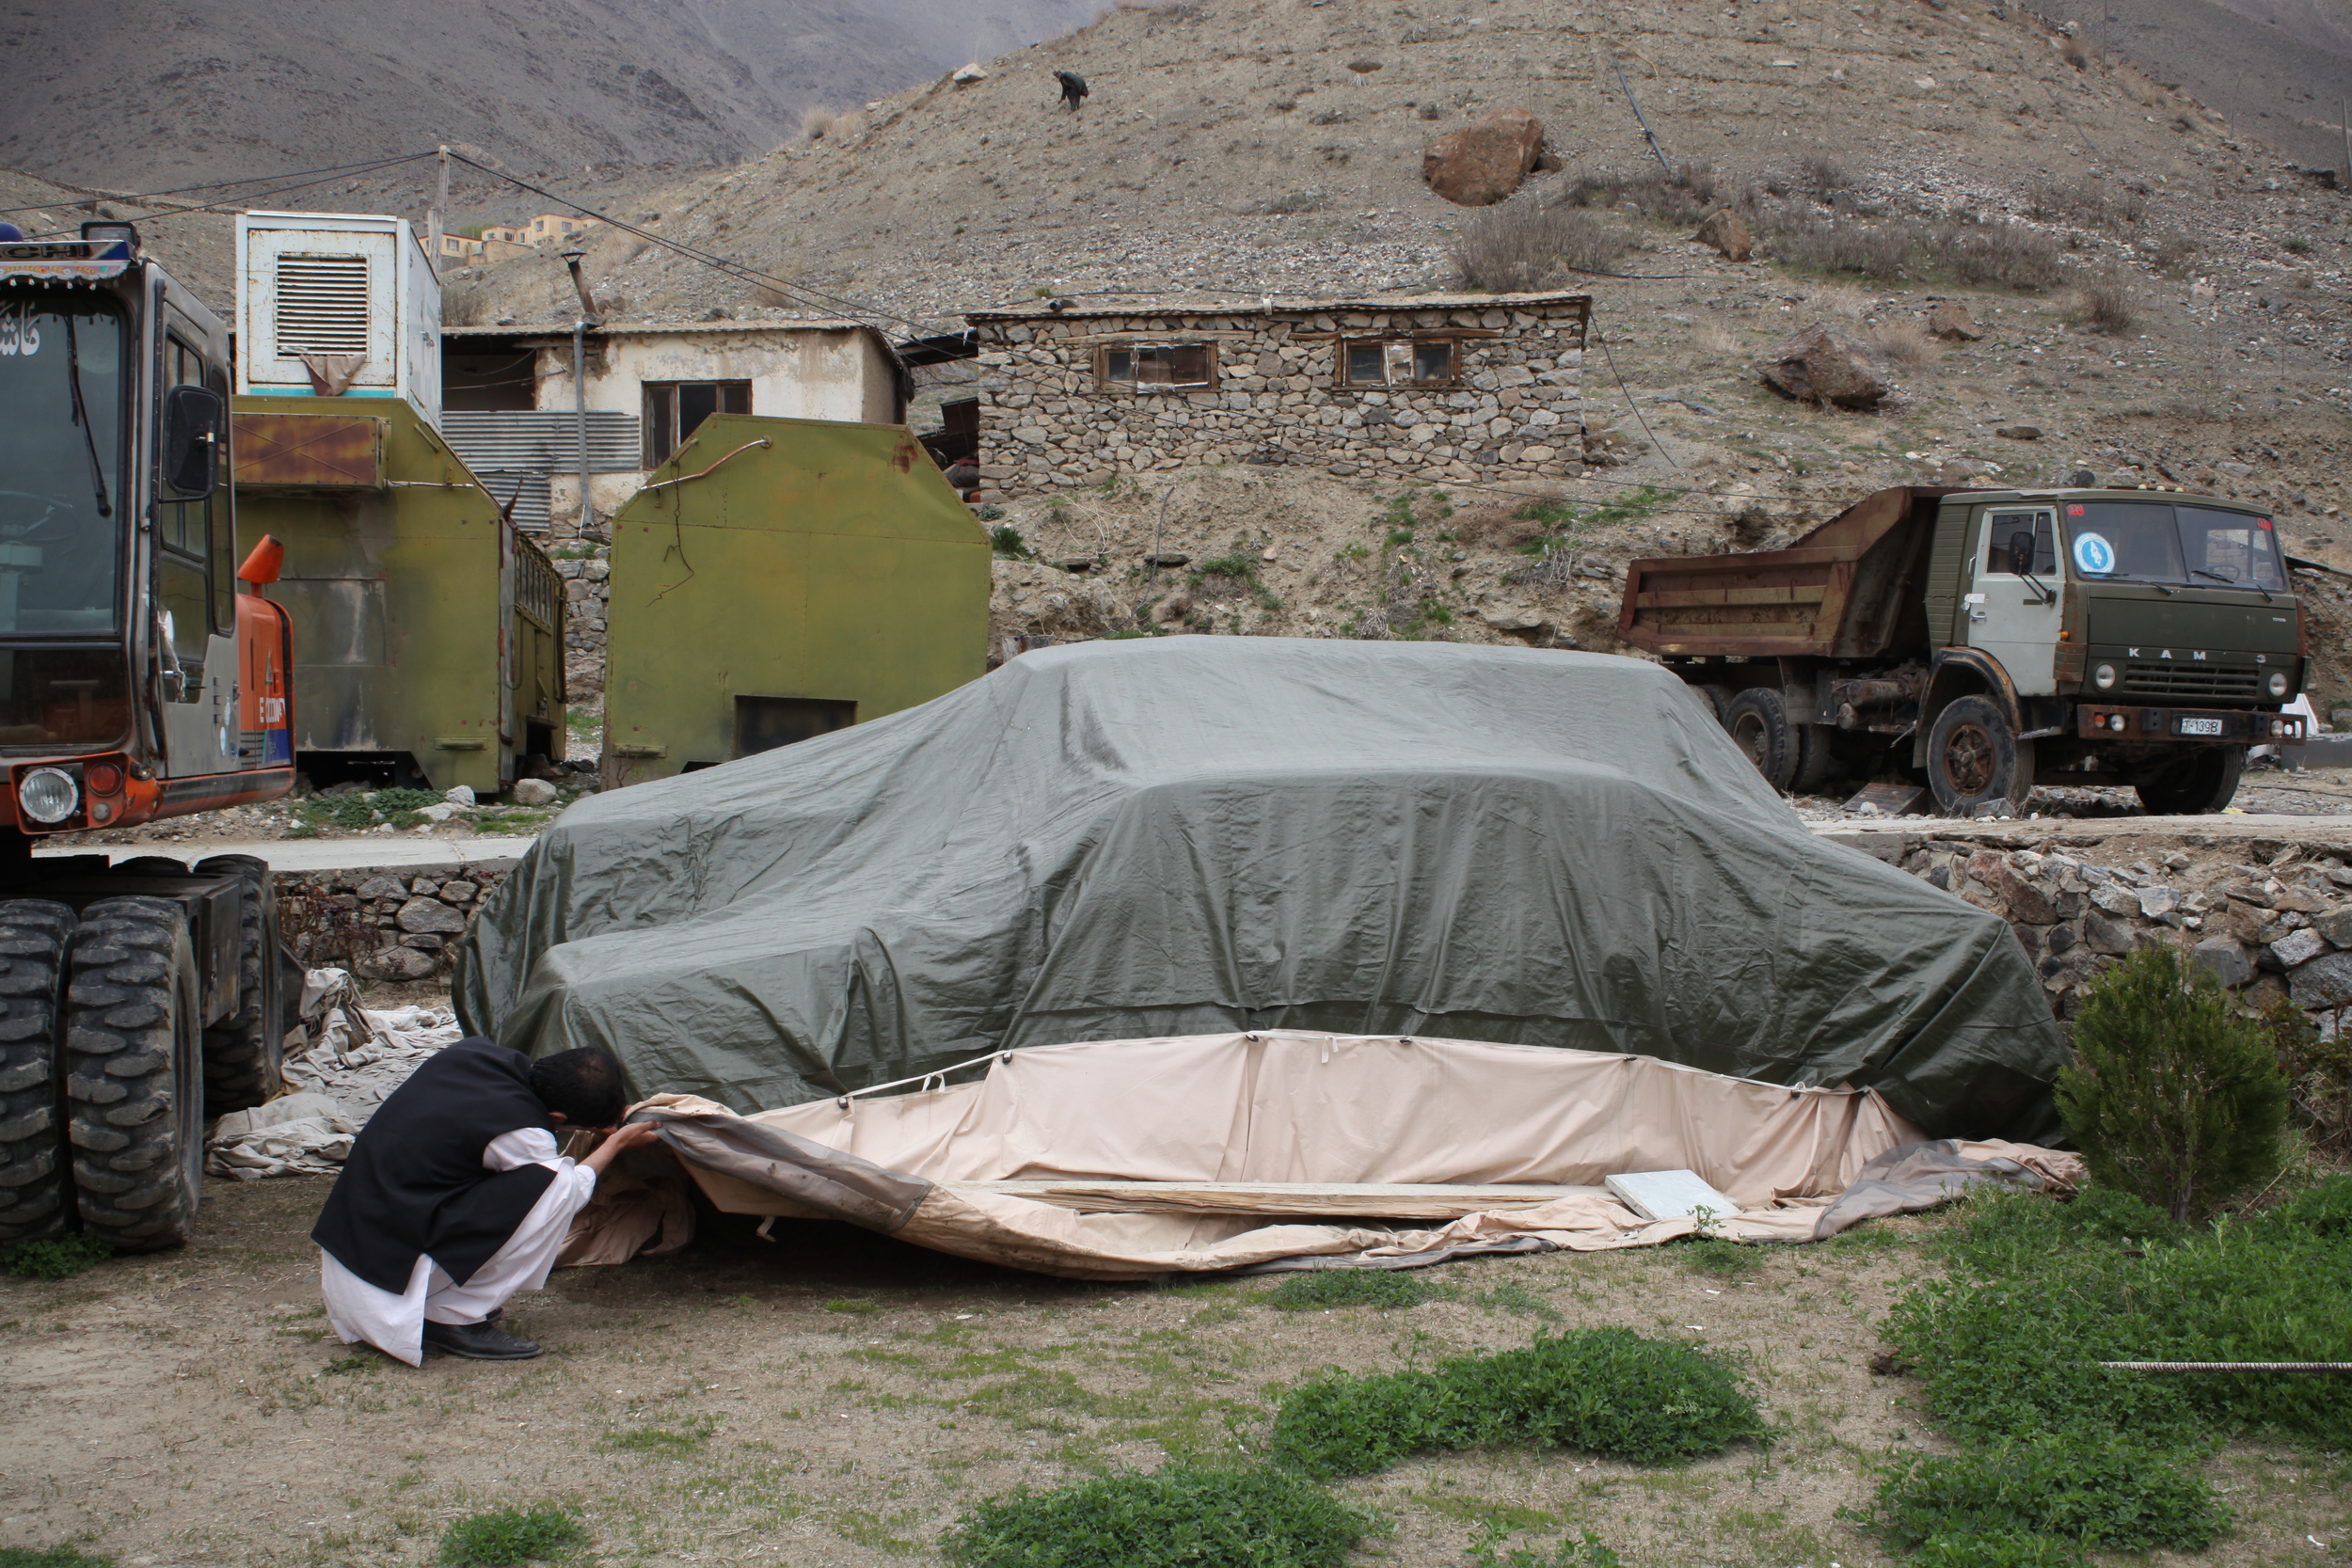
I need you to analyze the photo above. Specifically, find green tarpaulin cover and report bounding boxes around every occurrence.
[453,639,2066,1139]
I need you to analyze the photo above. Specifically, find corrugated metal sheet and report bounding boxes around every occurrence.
[441,411,643,475]
[475,472,552,532]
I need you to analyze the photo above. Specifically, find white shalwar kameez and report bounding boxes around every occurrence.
[320,1128,596,1366]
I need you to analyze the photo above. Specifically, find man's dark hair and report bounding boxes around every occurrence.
[529,1048,628,1129]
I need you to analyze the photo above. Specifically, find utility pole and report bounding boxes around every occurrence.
[561,246,603,542]
[428,144,449,276]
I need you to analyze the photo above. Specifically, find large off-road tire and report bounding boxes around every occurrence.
[1692,683,1737,723]
[64,897,201,1252]
[1724,689,1801,792]
[1790,723,1839,794]
[2133,746,2247,816]
[195,855,286,1115]
[1928,695,2037,816]
[0,900,76,1244]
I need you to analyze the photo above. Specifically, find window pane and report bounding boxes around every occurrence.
[678,382,721,444]
[1346,343,1384,384]
[0,297,125,633]
[1413,341,1453,382]
[1104,349,1134,383]
[1167,344,1211,385]
[2177,505,2285,592]
[158,556,208,700]
[718,381,751,415]
[1136,346,1173,385]
[210,372,234,631]
[643,383,675,467]
[2065,501,2184,582]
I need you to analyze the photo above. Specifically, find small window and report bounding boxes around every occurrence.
[642,380,751,467]
[1986,509,2055,576]
[1338,337,1459,388]
[1096,342,1215,391]
[735,695,855,757]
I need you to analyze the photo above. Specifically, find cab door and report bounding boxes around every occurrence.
[1966,505,2064,695]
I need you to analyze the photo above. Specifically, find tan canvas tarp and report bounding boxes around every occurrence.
[574,1032,2080,1281]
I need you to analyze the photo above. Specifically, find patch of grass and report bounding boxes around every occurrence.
[976,503,1006,522]
[296,786,444,833]
[1865,1179,2352,1561]
[1474,1280,1564,1322]
[823,1297,885,1314]
[600,1415,717,1454]
[1268,1328,1765,1479]
[1681,1237,1763,1279]
[0,1548,114,1568]
[989,524,1033,560]
[0,1233,111,1280]
[1263,1271,1448,1311]
[944,1465,1379,1568]
[438,1505,585,1566]
[1469,1525,1625,1568]
[320,1353,379,1375]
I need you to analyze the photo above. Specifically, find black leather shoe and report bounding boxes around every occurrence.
[421,1319,543,1360]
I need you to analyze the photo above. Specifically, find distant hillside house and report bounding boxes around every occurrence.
[962,291,1590,499]
[437,320,904,535]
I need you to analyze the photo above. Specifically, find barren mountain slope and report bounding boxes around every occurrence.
[0,0,1102,191]
[476,0,2321,325]
[2085,0,2352,172]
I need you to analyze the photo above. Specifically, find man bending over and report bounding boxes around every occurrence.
[312,1039,662,1363]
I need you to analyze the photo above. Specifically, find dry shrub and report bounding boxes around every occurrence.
[1798,155,1853,201]
[1453,503,1549,549]
[2077,276,2136,335]
[2026,176,2145,231]
[1933,219,2062,290]
[440,277,488,327]
[802,104,865,141]
[1562,163,1726,227]
[1454,200,1629,289]
[1767,216,1912,281]
[2149,230,2201,277]
[1866,320,1940,368]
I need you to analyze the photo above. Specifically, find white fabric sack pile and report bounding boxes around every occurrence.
[204,968,466,1180]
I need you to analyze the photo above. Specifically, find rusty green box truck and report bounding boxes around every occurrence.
[1618,484,2308,816]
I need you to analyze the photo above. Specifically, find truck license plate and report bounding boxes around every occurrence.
[2179,717,2224,736]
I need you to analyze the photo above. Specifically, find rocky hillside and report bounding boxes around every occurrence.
[0,0,1103,191]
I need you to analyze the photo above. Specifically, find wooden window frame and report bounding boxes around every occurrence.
[1334,335,1461,389]
[1092,341,1218,393]
[642,379,752,467]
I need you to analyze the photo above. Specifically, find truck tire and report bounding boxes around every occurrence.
[2134,747,2246,816]
[195,855,286,1115]
[1692,683,1737,723]
[1724,689,1801,792]
[1927,695,2036,816]
[64,897,201,1252]
[1790,724,1839,794]
[0,901,76,1245]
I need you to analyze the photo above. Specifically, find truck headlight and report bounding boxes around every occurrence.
[16,767,78,824]
[2267,670,2290,698]
[2093,663,2118,689]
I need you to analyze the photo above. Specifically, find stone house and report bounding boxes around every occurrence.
[437,319,904,533]
[962,290,1590,499]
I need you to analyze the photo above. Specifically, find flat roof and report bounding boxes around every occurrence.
[442,319,874,339]
[964,289,1592,323]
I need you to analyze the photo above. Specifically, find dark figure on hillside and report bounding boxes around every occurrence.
[1056,71,1089,111]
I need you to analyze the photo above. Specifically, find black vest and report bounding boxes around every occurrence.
[311,1037,560,1293]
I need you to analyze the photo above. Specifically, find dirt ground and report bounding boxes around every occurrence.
[3,1173,2344,1568]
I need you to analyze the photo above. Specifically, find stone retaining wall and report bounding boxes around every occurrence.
[278,863,518,982]
[967,294,1591,500]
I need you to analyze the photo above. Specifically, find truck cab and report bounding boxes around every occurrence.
[1619,483,2308,817]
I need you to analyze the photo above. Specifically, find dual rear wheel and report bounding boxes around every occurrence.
[0,857,288,1254]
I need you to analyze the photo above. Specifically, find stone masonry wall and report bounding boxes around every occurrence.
[278,864,516,983]
[971,301,1588,501]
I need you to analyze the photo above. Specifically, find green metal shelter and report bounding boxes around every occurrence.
[232,395,566,796]
[600,415,991,784]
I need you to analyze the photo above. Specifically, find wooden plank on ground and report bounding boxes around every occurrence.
[937,1180,1612,1217]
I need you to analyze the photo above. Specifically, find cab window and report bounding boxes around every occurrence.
[1983,509,2055,574]
[158,334,217,699]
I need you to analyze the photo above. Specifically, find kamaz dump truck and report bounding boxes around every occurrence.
[0,222,299,1253]
[1618,484,2309,816]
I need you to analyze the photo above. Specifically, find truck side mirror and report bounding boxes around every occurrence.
[2007,531,2035,575]
[162,386,224,500]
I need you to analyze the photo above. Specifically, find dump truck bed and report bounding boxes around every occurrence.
[1618,485,1953,659]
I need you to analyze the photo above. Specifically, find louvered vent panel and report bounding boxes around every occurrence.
[273,255,371,356]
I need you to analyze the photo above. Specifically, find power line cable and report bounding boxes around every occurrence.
[0,151,439,220]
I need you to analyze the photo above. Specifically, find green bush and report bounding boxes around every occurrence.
[1869,1433,2224,1556]
[1268,1328,1763,1479]
[1263,1270,1444,1311]
[1,1233,111,1280]
[2056,941,2288,1223]
[438,1506,585,1566]
[0,1548,114,1568]
[989,524,1032,559]
[943,1466,1375,1568]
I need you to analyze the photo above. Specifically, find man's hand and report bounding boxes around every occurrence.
[580,1118,665,1177]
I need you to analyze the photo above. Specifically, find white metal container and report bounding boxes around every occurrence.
[235,211,441,428]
